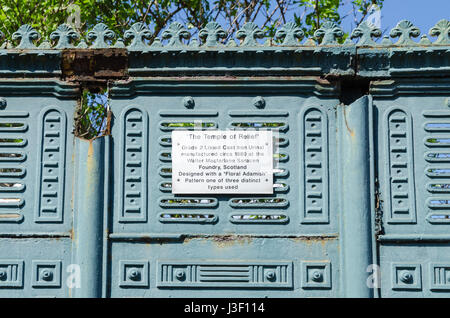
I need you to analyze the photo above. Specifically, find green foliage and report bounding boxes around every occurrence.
[292,0,383,39]
[294,0,341,37]
[0,0,67,44]
[351,0,384,16]
[0,0,212,44]
[74,88,109,139]
[0,0,385,44]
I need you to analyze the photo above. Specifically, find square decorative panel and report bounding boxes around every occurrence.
[0,260,24,288]
[430,263,450,291]
[391,263,421,291]
[301,261,331,289]
[157,261,293,288]
[119,261,149,287]
[32,261,62,288]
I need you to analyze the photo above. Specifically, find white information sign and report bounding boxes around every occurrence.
[172,130,273,194]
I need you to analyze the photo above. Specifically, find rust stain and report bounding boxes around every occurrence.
[183,235,253,248]
[183,234,337,248]
[288,235,338,243]
[343,104,355,137]
[86,140,95,177]
[61,48,128,82]
[135,75,332,83]
[88,139,94,156]
[71,226,77,250]
[215,235,252,248]
[104,109,112,136]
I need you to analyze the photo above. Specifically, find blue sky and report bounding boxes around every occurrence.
[339,0,449,36]
[259,0,449,39]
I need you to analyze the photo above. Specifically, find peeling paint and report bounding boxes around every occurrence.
[183,234,338,247]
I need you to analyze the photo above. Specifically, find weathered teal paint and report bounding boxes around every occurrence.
[339,96,374,298]
[0,19,448,297]
[72,138,104,298]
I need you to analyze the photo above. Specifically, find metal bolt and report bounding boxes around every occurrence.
[175,269,186,280]
[41,269,53,281]
[0,269,6,280]
[127,268,141,281]
[183,96,195,109]
[0,98,6,109]
[311,270,323,282]
[253,96,266,109]
[265,270,276,281]
[400,271,413,284]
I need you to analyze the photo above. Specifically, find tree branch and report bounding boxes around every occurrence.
[250,1,264,22]
[147,6,184,40]
[230,1,254,27]
[315,0,320,29]
[276,0,286,24]
[142,0,154,23]
[261,2,281,29]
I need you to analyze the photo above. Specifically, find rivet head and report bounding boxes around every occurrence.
[0,98,6,109]
[175,269,186,280]
[265,270,276,281]
[400,271,413,284]
[446,98,450,108]
[183,96,195,109]
[0,269,6,280]
[253,96,266,109]
[127,268,141,281]
[41,269,53,281]
[311,270,323,282]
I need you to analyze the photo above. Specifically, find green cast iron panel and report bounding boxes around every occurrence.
[0,238,72,298]
[0,82,78,298]
[380,243,450,297]
[373,80,450,296]
[375,94,450,235]
[106,81,346,297]
[109,93,339,236]
[0,18,448,298]
[0,96,75,233]
[108,237,339,298]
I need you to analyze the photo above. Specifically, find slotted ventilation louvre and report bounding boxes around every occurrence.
[0,111,29,224]
[423,111,450,225]
[112,99,338,235]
